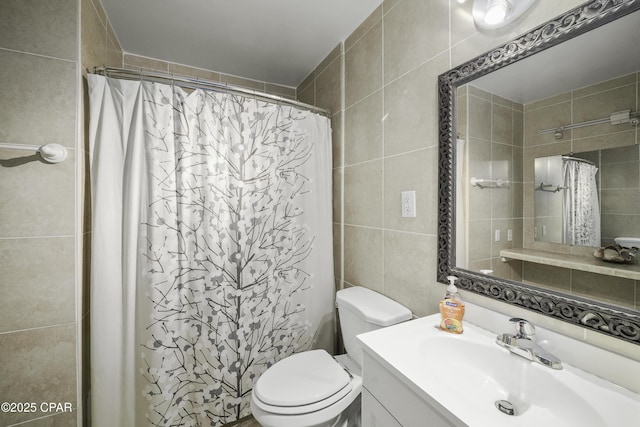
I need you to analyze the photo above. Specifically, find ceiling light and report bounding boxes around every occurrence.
[484,0,511,25]
[472,0,537,30]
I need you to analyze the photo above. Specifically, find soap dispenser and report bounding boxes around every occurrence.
[439,276,465,334]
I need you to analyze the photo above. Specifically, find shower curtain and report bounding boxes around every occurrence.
[562,159,600,246]
[87,74,333,427]
[455,139,467,268]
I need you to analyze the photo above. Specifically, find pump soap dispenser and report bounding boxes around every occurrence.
[439,275,465,334]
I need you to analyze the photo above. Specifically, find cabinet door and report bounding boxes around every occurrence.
[362,389,402,427]
[362,352,460,427]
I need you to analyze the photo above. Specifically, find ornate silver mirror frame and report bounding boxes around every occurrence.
[437,0,640,345]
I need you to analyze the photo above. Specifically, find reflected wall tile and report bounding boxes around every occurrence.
[523,101,571,147]
[492,142,513,180]
[572,271,635,309]
[0,324,76,426]
[600,144,639,164]
[573,73,636,99]
[601,161,640,190]
[522,262,570,292]
[572,85,636,139]
[600,191,640,215]
[492,104,513,145]
[0,0,76,60]
[0,237,75,332]
[468,94,491,140]
[468,219,491,262]
[0,50,76,147]
[571,129,635,153]
[344,225,383,293]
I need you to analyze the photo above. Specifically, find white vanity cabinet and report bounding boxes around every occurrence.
[361,351,460,427]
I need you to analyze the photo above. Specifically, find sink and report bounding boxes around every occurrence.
[419,336,603,425]
[358,315,640,426]
[614,237,640,249]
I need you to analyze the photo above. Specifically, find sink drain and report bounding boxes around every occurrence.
[495,400,517,416]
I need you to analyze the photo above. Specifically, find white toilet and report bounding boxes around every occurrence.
[250,286,412,427]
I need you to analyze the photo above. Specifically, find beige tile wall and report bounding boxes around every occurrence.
[298,0,640,360]
[462,85,524,280]
[0,0,81,425]
[517,72,640,311]
[120,53,296,100]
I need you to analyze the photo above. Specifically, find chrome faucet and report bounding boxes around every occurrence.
[496,318,563,370]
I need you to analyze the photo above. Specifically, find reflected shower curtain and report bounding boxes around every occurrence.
[455,139,467,268]
[87,74,333,427]
[562,159,600,246]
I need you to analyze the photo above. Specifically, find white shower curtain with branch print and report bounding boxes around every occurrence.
[88,74,333,427]
[562,159,600,247]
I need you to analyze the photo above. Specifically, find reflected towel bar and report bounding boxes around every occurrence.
[535,182,567,193]
[470,177,510,189]
[0,143,67,163]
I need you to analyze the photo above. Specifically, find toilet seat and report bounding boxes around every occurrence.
[253,349,353,415]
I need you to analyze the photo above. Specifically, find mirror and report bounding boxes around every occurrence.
[534,146,640,247]
[438,0,640,346]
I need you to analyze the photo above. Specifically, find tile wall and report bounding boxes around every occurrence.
[459,85,524,280]
[517,72,640,311]
[298,0,640,361]
[523,72,640,252]
[1,0,299,425]
[0,0,81,425]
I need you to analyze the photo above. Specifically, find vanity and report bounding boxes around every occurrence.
[357,305,640,427]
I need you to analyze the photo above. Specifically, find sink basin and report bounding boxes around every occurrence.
[358,315,640,426]
[614,237,640,249]
[419,336,603,425]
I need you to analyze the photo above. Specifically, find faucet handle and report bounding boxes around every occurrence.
[509,318,535,339]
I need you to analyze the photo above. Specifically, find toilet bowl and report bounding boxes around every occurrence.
[250,286,411,427]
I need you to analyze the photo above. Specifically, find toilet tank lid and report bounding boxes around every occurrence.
[336,286,412,326]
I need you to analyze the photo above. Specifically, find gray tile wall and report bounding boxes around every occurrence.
[0,0,81,425]
[518,73,640,311]
[298,0,640,360]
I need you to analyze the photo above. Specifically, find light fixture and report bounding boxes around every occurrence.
[472,0,537,30]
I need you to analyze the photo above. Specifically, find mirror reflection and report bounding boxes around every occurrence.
[534,146,640,247]
[454,9,640,311]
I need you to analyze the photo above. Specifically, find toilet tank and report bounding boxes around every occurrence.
[336,286,411,368]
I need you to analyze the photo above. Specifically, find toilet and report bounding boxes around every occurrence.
[250,286,412,427]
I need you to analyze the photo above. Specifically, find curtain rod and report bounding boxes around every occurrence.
[92,66,332,118]
[539,109,639,139]
[562,155,596,166]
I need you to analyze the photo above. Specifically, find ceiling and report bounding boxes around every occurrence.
[471,10,640,104]
[101,0,382,88]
